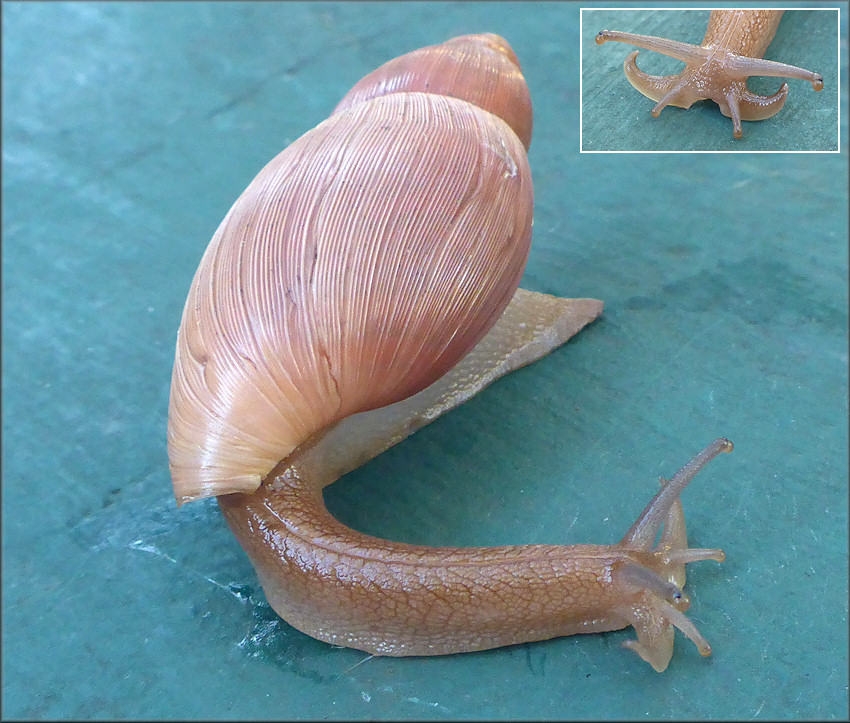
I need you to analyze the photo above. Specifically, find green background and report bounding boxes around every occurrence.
[3,1,847,719]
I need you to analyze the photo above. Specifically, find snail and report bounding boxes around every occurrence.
[595,9,823,138]
[167,33,733,672]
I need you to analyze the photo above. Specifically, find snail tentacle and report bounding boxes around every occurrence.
[597,10,823,137]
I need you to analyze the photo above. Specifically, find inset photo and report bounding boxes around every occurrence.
[581,7,839,152]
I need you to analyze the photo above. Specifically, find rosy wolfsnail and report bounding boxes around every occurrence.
[595,9,823,138]
[167,33,732,672]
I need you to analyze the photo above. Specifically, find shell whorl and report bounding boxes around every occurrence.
[168,39,535,506]
[333,33,533,149]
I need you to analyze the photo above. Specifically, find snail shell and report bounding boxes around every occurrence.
[333,33,533,149]
[168,34,535,506]
[167,33,728,671]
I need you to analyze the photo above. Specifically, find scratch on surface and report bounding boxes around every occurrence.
[344,654,374,673]
[130,539,178,563]
[717,608,736,633]
[402,696,451,715]
[732,177,754,190]
[377,686,452,715]
[563,314,736,490]
[128,539,246,601]
[644,315,728,389]
[752,700,765,719]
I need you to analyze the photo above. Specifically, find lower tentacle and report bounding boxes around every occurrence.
[736,84,789,120]
[725,90,743,138]
[622,51,681,105]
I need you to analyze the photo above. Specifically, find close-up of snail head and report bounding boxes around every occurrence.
[167,32,731,672]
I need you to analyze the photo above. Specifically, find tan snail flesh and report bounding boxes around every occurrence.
[596,9,823,138]
[167,34,732,672]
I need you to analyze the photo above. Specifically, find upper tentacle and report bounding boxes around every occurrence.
[596,29,709,64]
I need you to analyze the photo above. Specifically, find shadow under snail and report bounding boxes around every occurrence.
[167,33,733,672]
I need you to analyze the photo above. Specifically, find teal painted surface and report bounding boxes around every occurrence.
[583,7,839,151]
[2,1,847,719]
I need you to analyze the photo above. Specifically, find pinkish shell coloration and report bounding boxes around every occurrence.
[167,35,534,506]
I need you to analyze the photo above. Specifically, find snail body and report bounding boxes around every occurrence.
[168,34,730,672]
[596,9,823,138]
